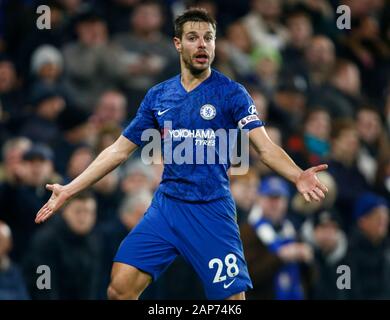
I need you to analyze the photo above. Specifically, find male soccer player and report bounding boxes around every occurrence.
[35,8,328,300]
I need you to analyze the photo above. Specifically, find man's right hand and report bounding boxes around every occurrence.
[35,184,71,224]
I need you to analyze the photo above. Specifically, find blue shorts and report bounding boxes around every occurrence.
[114,189,253,300]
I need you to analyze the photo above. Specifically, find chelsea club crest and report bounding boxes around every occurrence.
[200,104,216,120]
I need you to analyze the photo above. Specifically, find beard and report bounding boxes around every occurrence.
[181,51,214,76]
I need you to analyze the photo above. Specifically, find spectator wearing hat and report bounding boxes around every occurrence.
[0,221,29,300]
[240,175,314,300]
[62,9,124,111]
[7,143,60,262]
[301,208,349,299]
[347,192,390,299]
[19,87,65,145]
[30,45,64,87]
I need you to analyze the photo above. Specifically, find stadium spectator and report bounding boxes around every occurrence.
[0,55,26,132]
[0,221,29,300]
[356,106,390,184]
[90,90,128,131]
[248,46,282,98]
[340,14,390,100]
[0,137,32,185]
[214,21,253,80]
[286,107,331,169]
[114,0,178,111]
[7,144,59,262]
[301,35,336,91]
[62,10,123,111]
[19,87,66,145]
[54,106,93,176]
[23,191,101,300]
[241,0,288,50]
[29,45,65,93]
[281,10,313,76]
[65,145,94,183]
[347,192,390,299]
[241,176,314,300]
[267,74,308,136]
[301,208,349,299]
[309,59,362,119]
[230,169,259,225]
[327,119,369,230]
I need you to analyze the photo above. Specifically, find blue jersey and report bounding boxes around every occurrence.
[123,69,264,201]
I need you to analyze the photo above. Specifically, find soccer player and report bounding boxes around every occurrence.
[35,8,328,300]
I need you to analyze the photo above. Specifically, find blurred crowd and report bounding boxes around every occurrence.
[0,0,390,300]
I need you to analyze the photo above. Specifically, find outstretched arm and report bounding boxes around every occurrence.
[248,127,328,202]
[35,135,138,223]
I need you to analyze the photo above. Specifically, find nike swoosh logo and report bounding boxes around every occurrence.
[223,279,236,289]
[157,108,172,116]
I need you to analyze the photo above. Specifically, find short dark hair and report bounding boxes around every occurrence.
[330,119,356,140]
[174,8,216,38]
[65,191,95,208]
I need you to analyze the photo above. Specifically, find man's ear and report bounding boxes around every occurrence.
[173,37,182,53]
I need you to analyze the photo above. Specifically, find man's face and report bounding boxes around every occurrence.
[25,159,53,186]
[63,198,96,235]
[174,21,216,75]
[314,221,339,253]
[259,194,288,224]
[96,92,126,125]
[305,110,331,140]
[131,4,162,33]
[359,206,389,243]
[357,110,381,144]
[332,128,360,160]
